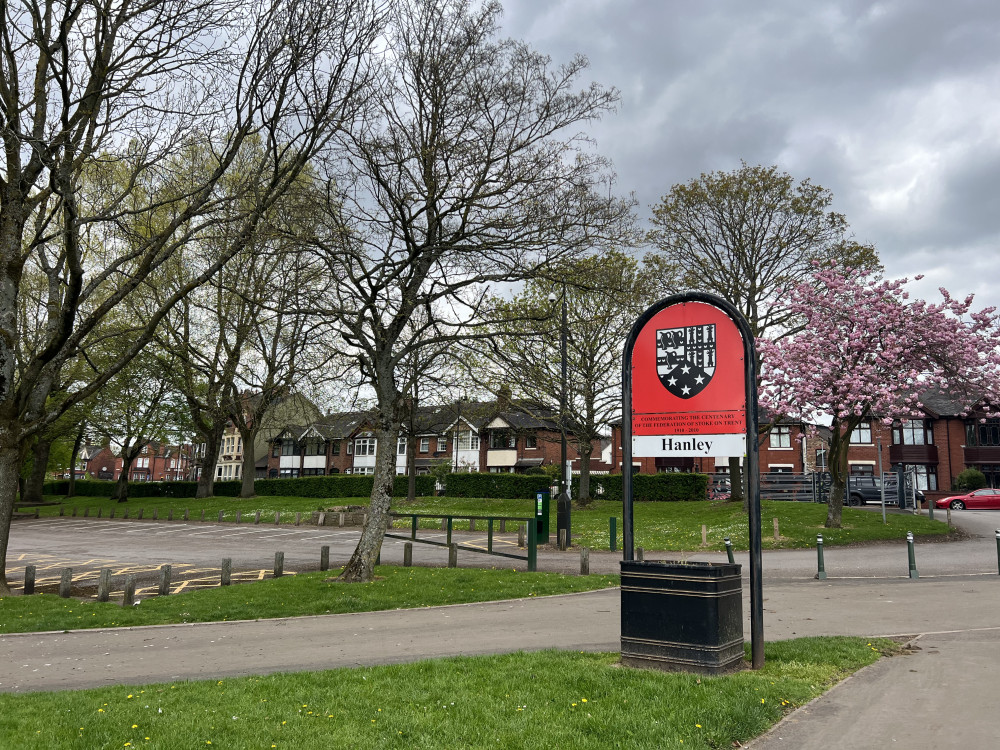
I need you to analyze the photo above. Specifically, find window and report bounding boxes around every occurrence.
[137,457,149,468]
[353,466,375,475]
[216,466,223,478]
[470,433,480,450]
[236,438,242,454]
[268,469,278,478]
[849,463,875,476]
[301,468,325,476]
[397,437,407,455]
[815,449,828,472]
[770,425,791,449]
[419,437,430,453]
[525,433,538,449]
[354,438,376,456]
[304,440,324,456]
[768,465,793,473]
[279,468,300,478]
[281,441,300,456]
[331,440,340,455]
[893,420,932,446]
[908,465,938,491]
[272,442,280,457]
[437,435,448,452]
[851,421,873,444]
[490,430,514,449]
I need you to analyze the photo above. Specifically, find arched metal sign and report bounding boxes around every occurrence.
[622,292,764,668]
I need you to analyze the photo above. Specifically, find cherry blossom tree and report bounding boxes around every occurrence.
[759,267,1000,527]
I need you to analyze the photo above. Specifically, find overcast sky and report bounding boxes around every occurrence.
[500,0,1000,311]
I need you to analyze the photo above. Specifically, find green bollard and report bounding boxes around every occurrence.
[609,517,617,552]
[907,531,919,579]
[995,530,999,575]
[724,537,735,565]
[816,533,827,580]
[528,518,537,572]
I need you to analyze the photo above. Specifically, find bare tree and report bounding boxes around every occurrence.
[0,0,383,592]
[300,0,633,582]
[483,251,654,503]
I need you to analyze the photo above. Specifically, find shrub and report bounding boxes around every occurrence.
[444,473,552,499]
[954,468,987,491]
[572,473,708,502]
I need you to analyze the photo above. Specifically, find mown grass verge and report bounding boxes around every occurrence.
[0,567,619,634]
[34,495,952,551]
[0,638,900,749]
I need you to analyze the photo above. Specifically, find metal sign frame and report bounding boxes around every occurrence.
[622,291,764,669]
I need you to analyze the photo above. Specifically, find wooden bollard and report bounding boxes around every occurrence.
[470,518,476,532]
[580,547,590,576]
[123,507,129,519]
[636,547,645,562]
[274,512,281,525]
[23,565,36,595]
[235,510,242,524]
[441,518,448,531]
[71,506,77,517]
[97,508,102,518]
[97,568,111,602]
[773,517,780,541]
[318,512,326,526]
[167,508,173,521]
[152,508,158,520]
[254,510,261,524]
[137,508,144,520]
[320,545,330,571]
[122,575,136,607]
[448,543,458,568]
[295,512,301,526]
[158,565,172,596]
[109,507,115,519]
[218,510,224,523]
[59,506,64,517]
[499,519,507,533]
[221,558,232,586]
[59,567,73,598]
[200,509,205,522]
[518,524,526,547]
[273,551,284,578]
[404,542,413,567]
[83,507,89,517]
[558,528,568,550]
[338,512,345,527]
[183,509,189,521]
[702,524,707,546]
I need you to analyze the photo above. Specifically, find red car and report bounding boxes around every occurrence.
[934,488,1000,510]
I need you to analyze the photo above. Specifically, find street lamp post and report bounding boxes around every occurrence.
[549,286,571,546]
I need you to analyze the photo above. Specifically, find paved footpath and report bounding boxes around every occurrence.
[3,510,1000,748]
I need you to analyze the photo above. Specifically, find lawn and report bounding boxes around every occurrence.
[0,567,619,634]
[34,494,952,551]
[0,638,899,749]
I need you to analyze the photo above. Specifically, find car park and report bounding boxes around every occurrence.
[934,488,1000,510]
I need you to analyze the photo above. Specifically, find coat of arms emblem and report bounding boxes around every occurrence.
[656,325,716,398]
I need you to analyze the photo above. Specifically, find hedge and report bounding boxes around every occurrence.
[572,473,708,502]
[42,475,435,499]
[443,473,552,499]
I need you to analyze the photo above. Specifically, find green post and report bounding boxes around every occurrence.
[487,518,494,553]
[609,517,617,552]
[907,531,919,579]
[411,515,418,539]
[446,517,453,546]
[724,537,735,564]
[996,530,1000,575]
[816,534,827,580]
[528,518,537,572]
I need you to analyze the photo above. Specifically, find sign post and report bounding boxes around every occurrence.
[622,292,764,669]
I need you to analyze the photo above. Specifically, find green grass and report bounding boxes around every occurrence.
[0,638,899,749]
[0,567,619,634]
[34,494,953,551]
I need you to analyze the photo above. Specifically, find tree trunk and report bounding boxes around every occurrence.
[22,436,52,504]
[728,456,743,503]
[196,426,224,499]
[112,457,134,502]
[339,422,399,582]
[826,424,848,528]
[0,438,24,594]
[239,425,256,498]
[576,441,593,506]
[67,425,85,498]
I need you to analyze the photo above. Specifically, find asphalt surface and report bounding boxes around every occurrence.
[3,507,1000,748]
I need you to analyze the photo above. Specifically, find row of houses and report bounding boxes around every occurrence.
[68,388,1000,506]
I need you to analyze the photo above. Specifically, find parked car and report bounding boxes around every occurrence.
[934,488,1000,510]
[847,475,925,508]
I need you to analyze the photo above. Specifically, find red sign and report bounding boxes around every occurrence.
[630,301,746,455]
